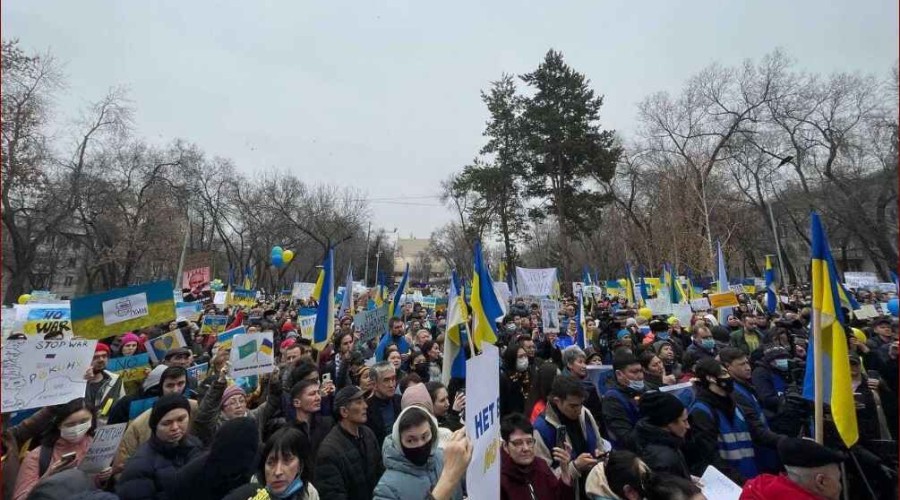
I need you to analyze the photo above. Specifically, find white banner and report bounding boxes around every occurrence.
[540,299,560,333]
[298,315,316,340]
[101,292,149,326]
[493,282,511,304]
[353,305,389,343]
[79,423,127,473]
[844,272,878,289]
[230,331,276,377]
[292,282,316,300]
[672,304,694,328]
[1,338,97,412]
[515,267,557,297]
[465,344,501,500]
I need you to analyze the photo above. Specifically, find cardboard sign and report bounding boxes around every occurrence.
[175,301,202,321]
[200,315,228,335]
[672,304,694,328]
[465,344,501,500]
[690,298,711,311]
[229,331,275,377]
[708,291,739,309]
[1,338,97,412]
[71,281,175,339]
[144,330,187,364]
[853,304,879,320]
[107,353,151,383]
[79,423,127,473]
[298,315,316,340]
[353,305,389,343]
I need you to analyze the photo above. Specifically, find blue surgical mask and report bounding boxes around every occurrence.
[774,358,789,371]
[701,338,716,351]
[628,379,645,392]
[268,477,303,499]
[657,332,670,340]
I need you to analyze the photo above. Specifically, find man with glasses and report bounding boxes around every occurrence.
[501,412,575,499]
[364,361,401,446]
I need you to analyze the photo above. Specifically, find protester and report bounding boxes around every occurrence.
[640,351,675,391]
[286,379,334,464]
[364,361,402,446]
[84,342,126,424]
[224,427,320,500]
[425,381,464,432]
[525,362,559,423]
[2,408,53,500]
[643,473,705,500]
[740,437,845,500]
[584,450,650,500]
[684,325,717,365]
[562,346,604,424]
[500,342,532,417]
[500,412,574,500]
[193,360,280,445]
[632,391,692,480]
[602,351,644,450]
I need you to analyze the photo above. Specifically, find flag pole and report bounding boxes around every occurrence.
[813,306,824,444]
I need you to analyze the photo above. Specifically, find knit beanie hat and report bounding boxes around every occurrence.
[221,384,246,410]
[639,390,685,427]
[400,382,434,414]
[94,342,111,355]
[149,393,191,431]
[121,332,141,346]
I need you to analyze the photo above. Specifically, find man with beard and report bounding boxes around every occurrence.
[84,342,126,424]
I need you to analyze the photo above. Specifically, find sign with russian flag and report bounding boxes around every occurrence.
[71,281,176,339]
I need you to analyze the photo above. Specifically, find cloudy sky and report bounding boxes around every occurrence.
[4,1,897,239]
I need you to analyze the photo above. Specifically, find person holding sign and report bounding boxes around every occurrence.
[84,343,126,425]
[12,398,111,500]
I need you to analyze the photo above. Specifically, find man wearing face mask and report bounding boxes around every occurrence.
[686,358,757,485]
[751,346,793,420]
[601,351,644,451]
[684,325,717,366]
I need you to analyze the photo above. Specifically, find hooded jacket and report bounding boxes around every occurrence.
[583,461,624,500]
[193,376,280,447]
[500,447,575,500]
[372,406,463,500]
[739,473,821,500]
[631,418,691,480]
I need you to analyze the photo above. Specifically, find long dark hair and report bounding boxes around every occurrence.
[41,398,97,448]
[259,428,313,486]
[524,361,557,417]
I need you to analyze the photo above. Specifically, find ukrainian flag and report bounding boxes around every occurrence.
[624,262,637,306]
[312,248,335,350]
[375,263,410,361]
[71,280,176,339]
[765,255,777,314]
[575,290,587,348]
[471,241,504,351]
[243,265,253,290]
[666,264,688,304]
[442,270,469,384]
[373,271,386,308]
[311,267,324,302]
[802,212,858,447]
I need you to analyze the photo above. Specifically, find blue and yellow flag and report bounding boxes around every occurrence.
[373,271,386,308]
[71,280,176,339]
[243,265,253,290]
[471,241,504,351]
[311,267,324,302]
[388,263,409,320]
[375,263,409,361]
[802,212,858,447]
[624,262,637,305]
[442,270,469,384]
[666,264,688,304]
[575,290,587,348]
[716,241,732,324]
[312,248,335,349]
[638,266,649,303]
[765,256,777,314]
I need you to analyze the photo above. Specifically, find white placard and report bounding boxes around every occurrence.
[353,305,389,343]
[540,299,560,333]
[700,465,741,500]
[213,291,228,306]
[515,267,558,297]
[853,304,879,320]
[672,304,694,328]
[298,315,316,340]
[572,282,584,296]
[1,338,97,412]
[230,331,276,377]
[465,344,501,500]
[494,282,511,303]
[101,292,149,326]
[729,284,746,294]
[690,298,711,311]
[79,423,127,473]
[646,298,672,315]
[292,282,316,300]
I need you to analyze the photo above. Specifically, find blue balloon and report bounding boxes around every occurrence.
[888,298,899,317]
[272,254,284,268]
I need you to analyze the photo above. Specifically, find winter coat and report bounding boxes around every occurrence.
[1,407,52,500]
[288,414,334,468]
[86,370,127,424]
[21,468,96,500]
[192,377,279,447]
[223,482,320,500]
[739,473,821,500]
[373,406,462,500]
[114,399,199,471]
[313,423,383,500]
[600,384,642,451]
[12,436,93,500]
[500,447,575,500]
[532,402,605,500]
[686,386,748,485]
[364,393,401,447]
[116,434,203,500]
[631,418,691,480]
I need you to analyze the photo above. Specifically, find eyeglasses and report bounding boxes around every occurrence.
[507,438,535,448]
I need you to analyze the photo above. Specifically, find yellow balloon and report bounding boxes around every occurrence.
[17,294,31,305]
[283,250,294,263]
[638,307,652,320]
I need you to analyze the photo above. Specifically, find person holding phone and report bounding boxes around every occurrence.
[13,398,111,500]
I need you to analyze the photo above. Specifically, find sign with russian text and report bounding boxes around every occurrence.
[1,338,97,412]
[465,343,501,500]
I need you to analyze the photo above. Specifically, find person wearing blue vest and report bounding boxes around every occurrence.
[719,347,784,474]
[601,351,644,451]
[687,357,758,485]
[533,375,606,499]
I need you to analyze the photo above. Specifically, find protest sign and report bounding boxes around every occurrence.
[181,266,211,304]
[672,304,694,328]
[1,305,16,335]
[29,290,59,303]
[175,301,202,321]
[187,362,209,381]
[584,284,603,298]
[353,305,389,343]
[572,281,584,296]
[79,423,127,473]
[421,296,438,310]
[230,331,275,377]
[729,284,746,295]
[298,314,316,340]
[145,330,187,364]
[20,304,72,337]
[586,365,614,397]
[217,326,246,349]
[873,282,898,293]
[853,304,879,320]
[645,298,672,316]
[2,338,97,412]
[201,314,228,335]
[493,282,511,303]
[690,297,711,311]
[465,344,501,500]
[213,291,228,306]
[844,272,879,289]
[515,267,557,297]
[708,291,739,309]
[229,288,257,307]
[291,282,316,300]
[700,465,741,500]
[107,353,151,383]
[540,299,560,333]
[71,280,176,339]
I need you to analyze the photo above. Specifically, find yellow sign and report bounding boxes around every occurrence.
[708,291,739,309]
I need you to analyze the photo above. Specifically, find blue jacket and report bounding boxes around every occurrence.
[116,434,203,500]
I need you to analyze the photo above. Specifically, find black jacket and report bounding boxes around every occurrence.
[290,413,334,466]
[731,379,782,449]
[632,418,691,480]
[600,383,641,451]
[116,434,204,500]
[314,424,384,500]
[685,386,744,485]
[364,393,401,447]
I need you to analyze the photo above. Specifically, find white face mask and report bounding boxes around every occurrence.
[516,357,530,372]
[60,421,92,443]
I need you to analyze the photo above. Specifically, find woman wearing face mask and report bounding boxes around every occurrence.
[425,381,464,432]
[411,352,431,383]
[500,342,533,417]
[373,406,464,500]
[421,341,443,382]
[12,398,105,500]
[224,428,318,500]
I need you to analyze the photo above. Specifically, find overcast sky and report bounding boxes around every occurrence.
[4,1,897,239]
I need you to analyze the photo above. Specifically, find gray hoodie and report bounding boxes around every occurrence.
[372,406,464,500]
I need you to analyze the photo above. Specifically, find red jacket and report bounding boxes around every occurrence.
[740,473,825,500]
[500,448,575,500]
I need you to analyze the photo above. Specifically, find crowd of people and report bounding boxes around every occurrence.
[1,283,897,500]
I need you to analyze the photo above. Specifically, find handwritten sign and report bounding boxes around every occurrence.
[21,304,72,337]
[515,267,557,297]
[107,353,151,383]
[1,338,97,412]
[353,305,389,343]
[79,423,127,473]
[690,298,711,311]
[292,282,316,300]
[708,291,739,309]
[853,304,879,320]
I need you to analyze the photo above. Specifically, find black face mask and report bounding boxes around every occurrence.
[716,377,735,393]
[415,364,430,377]
[402,441,432,466]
